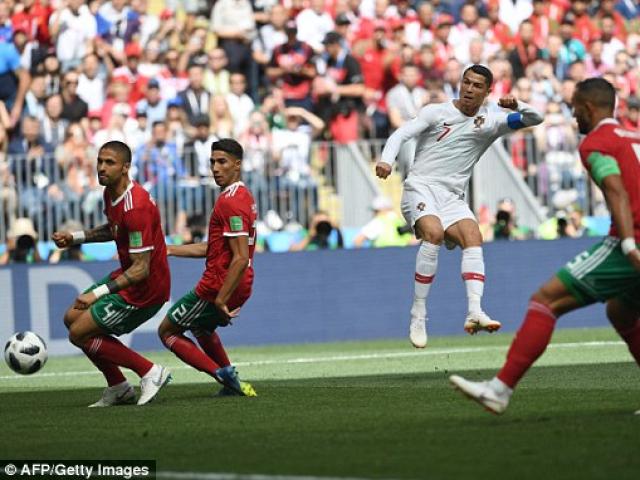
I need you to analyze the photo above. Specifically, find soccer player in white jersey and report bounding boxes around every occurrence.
[376,64,543,348]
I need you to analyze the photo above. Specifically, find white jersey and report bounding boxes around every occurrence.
[381,100,543,195]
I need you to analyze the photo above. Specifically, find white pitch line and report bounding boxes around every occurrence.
[156,472,394,480]
[0,340,624,381]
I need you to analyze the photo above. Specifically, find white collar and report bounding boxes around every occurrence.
[111,181,133,206]
[222,181,244,193]
[592,118,618,133]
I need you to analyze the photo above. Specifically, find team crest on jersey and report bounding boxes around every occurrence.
[474,115,485,129]
[417,202,426,212]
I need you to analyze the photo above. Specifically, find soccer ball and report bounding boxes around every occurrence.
[4,331,48,375]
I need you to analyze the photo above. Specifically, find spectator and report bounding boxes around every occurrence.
[0,217,42,265]
[178,64,211,126]
[136,78,167,127]
[226,73,255,137]
[60,70,89,126]
[290,210,344,251]
[77,53,107,112]
[208,95,234,139]
[267,20,316,110]
[112,42,147,104]
[157,49,189,101]
[184,114,217,181]
[568,0,598,46]
[98,0,131,54]
[239,110,271,203]
[253,4,289,68]
[600,14,626,68]
[41,94,68,146]
[24,72,47,120]
[134,120,184,189]
[48,0,97,71]
[0,38,29,127]
[508,20,542,80]
[203,47,231,96]
[271,106,324,221]
[405,1,435,50]
[558,16,586,67]
[8,116,55,218]
[0,1,12,43]
[296,0,334,53]
[596,0,627,42]
[529,0,554,50]
[353,196,412,248]
[210,0,256,79]
[314,31,364,143]
[448,3,479,64]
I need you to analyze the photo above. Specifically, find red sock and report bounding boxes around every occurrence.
[163,334,220,377]
[84,336,153,378]
[612,319,640,366]
[497,301,557,388]
[83,350,127,387]
[196,332,231,367]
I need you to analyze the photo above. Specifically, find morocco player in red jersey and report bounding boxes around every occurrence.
[158,138,257,397]
[450,78,640,415]
[52,141,172,407]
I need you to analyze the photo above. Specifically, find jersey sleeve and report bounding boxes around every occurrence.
[219,196,251,237]
[579,136,621,187]
[123,205,156,253]
[380,105,440,167]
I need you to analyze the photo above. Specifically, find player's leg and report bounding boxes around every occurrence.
[71,292,171,406]
[409,215,444,348]
[64,305,132,406]
[607,297,640,366]
[195,330,231,367]
[450,276,581,414]
[160,291,256,396]
[451,238,627,413]
[445,218,500,334]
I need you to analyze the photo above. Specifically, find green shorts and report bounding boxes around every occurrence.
[167,290,224,335]
[85,275,164,336]
[557,236,640,309]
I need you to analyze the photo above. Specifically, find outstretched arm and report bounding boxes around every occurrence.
[498,95,544,130]
[377,107,435,178]
[51,223,113,248]
[167,243,208,257]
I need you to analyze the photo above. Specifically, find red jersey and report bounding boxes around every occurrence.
[103,181,170,307]
[195,182,257,309]
[579,119,640,242]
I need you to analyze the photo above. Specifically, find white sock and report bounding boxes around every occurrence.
[461,246,485,314]
[489,377,513,397]
[411,242,440,320]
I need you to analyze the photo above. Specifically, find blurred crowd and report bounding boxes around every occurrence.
[1,0,639,257]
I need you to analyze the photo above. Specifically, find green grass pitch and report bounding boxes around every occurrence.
[1,328,639,480]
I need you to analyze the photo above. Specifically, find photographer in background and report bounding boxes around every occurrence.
[0,217,42,264]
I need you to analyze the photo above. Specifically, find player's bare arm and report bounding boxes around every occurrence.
[214,236,250,325]
[167,242,208,258]
[74,251,151,310]
[601,174,640,271]
[51,223,113,249]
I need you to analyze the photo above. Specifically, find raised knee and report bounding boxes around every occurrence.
[63,309,77,329]
[68,324,85,347]
[423,229,444,245]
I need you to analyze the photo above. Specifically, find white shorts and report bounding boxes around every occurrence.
[401,182,475,232]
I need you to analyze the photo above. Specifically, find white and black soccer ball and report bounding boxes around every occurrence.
[4,331,48,375]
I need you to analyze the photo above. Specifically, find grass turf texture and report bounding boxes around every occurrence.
[1,328,639,480]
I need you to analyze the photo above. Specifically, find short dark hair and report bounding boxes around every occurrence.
[100,141,132,165]
[463,64,493,87]
[211,138,244,160]
[575,78,616,110]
